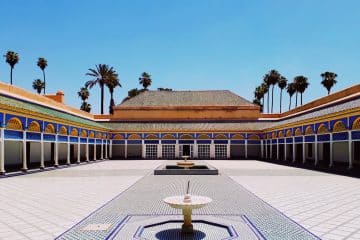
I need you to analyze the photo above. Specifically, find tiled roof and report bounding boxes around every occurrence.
[105,121,270,132]
[0,95,106,129]
[119,90,255,107]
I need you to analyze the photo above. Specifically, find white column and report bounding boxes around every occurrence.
[227,141,231,159]
[22,131,27,172]
[67,137,71,165]
[284,142,287,161]
[210,140,215,159]
[265,141,268,159]
[276,139,279,160]
[101,139,104,159]
[269,140,272,159]
[193,142,198,159]
[54,135,59,167]
[40,133,45,169]
[315,135,318,165]
[86,138,89,162]
[105,140,108,159]
[292,137,296,162]
[348,130,353,169]
[124,140,128,159]
[93,141,96,160]
[329,133,333,167]
[260,140,264,159]
[77,137,80,164]
[0,128,5,174]
[175,140,179,158]
[109,140,113,159]
[302,136,306,164]
[245,139,248,159]
[142,140,146,158]
[157,143,162,159]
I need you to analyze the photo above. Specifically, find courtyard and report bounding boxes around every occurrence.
[0,160,359,240]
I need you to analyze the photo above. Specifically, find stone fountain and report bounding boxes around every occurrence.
[176,155,195,168]
[163,180,212,234]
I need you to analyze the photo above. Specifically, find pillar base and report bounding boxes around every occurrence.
[21,168,28,172]
[67,163,71,166]
[54,164,59,168]
[181,223,193,234]
[0,171,6,175]
[40,166,45,170]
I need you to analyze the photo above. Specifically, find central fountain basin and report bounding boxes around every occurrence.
[154,161,218,175]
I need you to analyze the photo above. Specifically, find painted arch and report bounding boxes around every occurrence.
[271,132,277,139]
[89,131,95,138]
[96,132,102,139]
[352,117,360,130]
[278,131,284,138]
[146,134,158,140]
[113,134,124,140]
[304,126,314,135]
[294,128,302,136]
[198,134,211,139]
[162,134,175,140]
[180,134,193,140]
[27,121,41,132]
[80,130,87,137]
[285,129,292,137]
[59,126,68,135]
[70,128,78,136]
[231,134,244,140]
[332,121,347,132]
[6,117,23,130]
[214,134,227,140]
[44,123,56,134]
[128,133,141,140]
[248,134,260,140]
[317,124,329,134]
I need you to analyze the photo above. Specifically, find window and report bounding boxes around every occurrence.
[162,145,175,159]
[146,145,157,159]
[215,145,227,159]
[198,145,210,159]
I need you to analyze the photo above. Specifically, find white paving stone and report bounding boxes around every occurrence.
[207,160,360,240]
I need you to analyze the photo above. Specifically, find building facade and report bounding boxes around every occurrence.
[0,82,359,174]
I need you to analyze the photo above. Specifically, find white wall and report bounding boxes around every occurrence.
[333,142,349,163]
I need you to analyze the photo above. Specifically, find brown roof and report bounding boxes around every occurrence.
[119,90,255,107]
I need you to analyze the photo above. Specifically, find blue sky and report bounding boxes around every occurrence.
[1,0,359,114]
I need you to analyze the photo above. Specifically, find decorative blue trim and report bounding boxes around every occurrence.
[286,138,293,143]
[349,115,360,128]
[333,132,348,141]
[58,135,68,142]
[144,140,159,144]
[70,137,78,143]
[295,136,303,143]
[80,138,87,143]
[178,140,194,144]
[214,140,228,144]
[231,140,245,144]
[197,140,212,144]
[27,118,43,131]
[161,140,176,144]
[113,140,125,144]
[26,132,41,141]
[4,130,23,140]
[278,139,285,144]
[127,140,142,145]
[271,139,277,144]
[88,139,95,144]
[352,131,360,140]
[43,134,55,141]
[248,140,260,144]
[330,118,348,130]
[96,139,102,144]
[317,134,330,142]
[305,135,315,142]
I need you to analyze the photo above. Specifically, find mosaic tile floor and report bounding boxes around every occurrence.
[56,172,319,240]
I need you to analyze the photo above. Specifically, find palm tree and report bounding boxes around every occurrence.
[80,102,91,112]
[85,64,117,114]
[252,98,263,112]
[32,79,45,94]
[321,71,338,95]
[105,73,121,114]
[139,72,152,89]
[4,51,20,85]
[263,73,270,113]
[294,75,309,106]
[287,82,296,110]
[260,82,268,111]
[254,85,265,112]
[37,58,48,94]
[278,76,287,113]
[78,87,90,102]
[264,69,280,113]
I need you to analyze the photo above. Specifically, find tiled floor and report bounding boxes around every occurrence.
[207,160,360,240]
[0,160,359,240]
